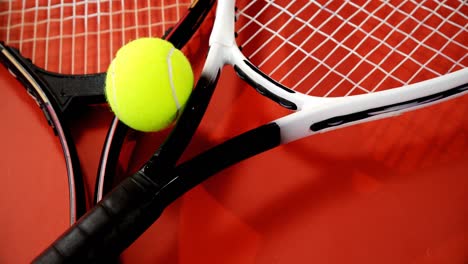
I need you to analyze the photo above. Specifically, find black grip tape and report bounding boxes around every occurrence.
[33,172,164,264]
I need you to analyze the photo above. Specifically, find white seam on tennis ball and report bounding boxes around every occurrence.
[167,47,181,111]
[111,62,121,117]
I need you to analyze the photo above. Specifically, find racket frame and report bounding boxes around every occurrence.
[210,0,468,144]
[0,42,85,224]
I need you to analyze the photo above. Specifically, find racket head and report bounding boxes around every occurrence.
[233,0,467,98]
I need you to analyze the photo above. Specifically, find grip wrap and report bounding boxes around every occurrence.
[33,172,164,263]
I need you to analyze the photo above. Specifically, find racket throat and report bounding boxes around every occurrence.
[234,63,297,110]
[210,0,236,47]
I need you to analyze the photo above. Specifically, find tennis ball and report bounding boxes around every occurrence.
[105,38,193,132]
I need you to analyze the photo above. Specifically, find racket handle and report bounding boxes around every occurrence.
[33,172,163,263]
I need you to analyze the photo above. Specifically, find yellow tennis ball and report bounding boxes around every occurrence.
[105,38,193,132]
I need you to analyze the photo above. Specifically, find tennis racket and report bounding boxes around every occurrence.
[35,0,467,262]
[0,0,214,228]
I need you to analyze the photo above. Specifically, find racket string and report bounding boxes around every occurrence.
[340,0,466,90]
[0,0,192,74]
[236,0,468,97]
[316,0,438,96]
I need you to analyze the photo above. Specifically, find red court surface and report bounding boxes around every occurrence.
[1,8,468,264]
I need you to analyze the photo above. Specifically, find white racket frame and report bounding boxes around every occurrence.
[203,0,468,144]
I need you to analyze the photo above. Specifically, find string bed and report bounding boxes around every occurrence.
[236,0,467,97]
[0,0,191,74]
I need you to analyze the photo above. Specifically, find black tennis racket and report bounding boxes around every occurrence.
[0,0,214,227]
[35,0,467,262]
